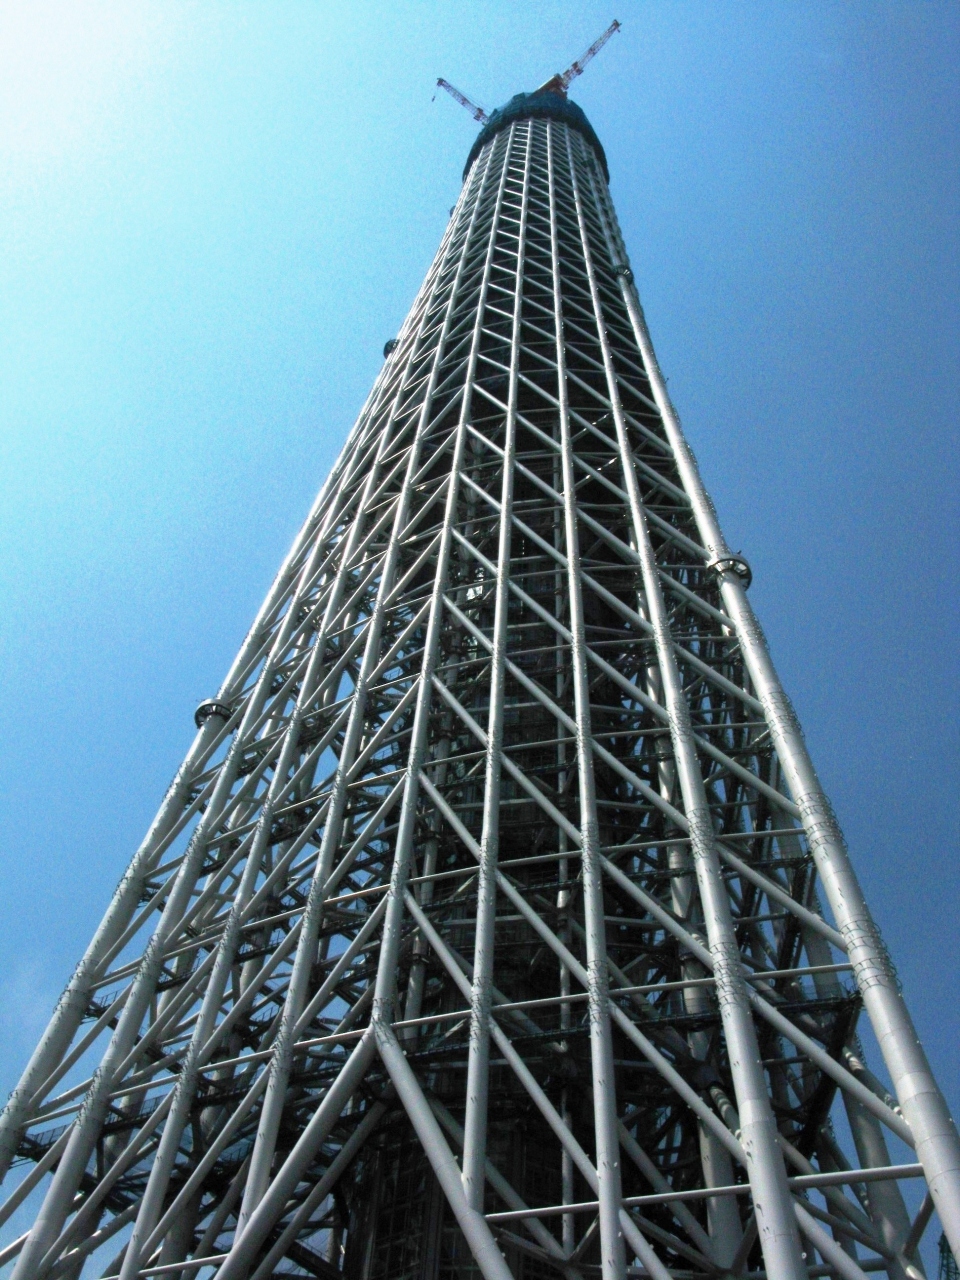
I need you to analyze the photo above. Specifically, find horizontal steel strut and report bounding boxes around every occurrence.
[1,100,956,1280]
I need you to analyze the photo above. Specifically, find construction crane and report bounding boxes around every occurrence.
[536,18,622,96]
[435,79,489,123]
[436,18,621,121]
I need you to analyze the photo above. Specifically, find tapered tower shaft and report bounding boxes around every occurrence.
[1,89,957,1280]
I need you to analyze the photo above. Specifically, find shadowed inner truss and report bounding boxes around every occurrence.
[0,108,955,1280]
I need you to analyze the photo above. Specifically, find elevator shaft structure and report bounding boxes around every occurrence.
[1,90,958,1280]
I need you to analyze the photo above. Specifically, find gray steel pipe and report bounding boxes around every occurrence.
[594,170,960,1260]
[546,118,627,1280]
[463,121,531,1211]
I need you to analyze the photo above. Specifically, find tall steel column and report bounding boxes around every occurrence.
[1,88,957,1280]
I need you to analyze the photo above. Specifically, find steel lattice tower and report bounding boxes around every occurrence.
[1,88,958,1280]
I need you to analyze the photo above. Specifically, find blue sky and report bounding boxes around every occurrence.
[0,0,957,1264]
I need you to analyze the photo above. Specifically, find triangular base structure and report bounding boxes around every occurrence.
[2,94,958,1280]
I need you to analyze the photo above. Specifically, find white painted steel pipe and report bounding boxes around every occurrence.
[595,171,960,1258]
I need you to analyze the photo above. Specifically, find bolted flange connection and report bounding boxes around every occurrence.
[194,699,232,730]
[707,554,753,590]
[614,264,633,282]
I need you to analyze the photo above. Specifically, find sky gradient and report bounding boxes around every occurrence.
[0,2,957,1266]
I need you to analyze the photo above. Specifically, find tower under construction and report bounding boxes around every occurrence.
[1,53,958,1280]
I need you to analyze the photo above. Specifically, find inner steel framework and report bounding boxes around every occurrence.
[1,98,958,1280]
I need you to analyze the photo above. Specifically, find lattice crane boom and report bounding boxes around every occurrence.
[435,78,489,123]
[439,18,621,122]
[559,18,622,90]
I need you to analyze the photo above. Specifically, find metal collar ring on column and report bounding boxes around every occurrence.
[707,555,752,590]
[194,700,233,729]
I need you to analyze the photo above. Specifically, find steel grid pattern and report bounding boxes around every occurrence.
[1,108,957,1280]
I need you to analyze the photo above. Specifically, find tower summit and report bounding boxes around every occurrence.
[2,52,958,1280]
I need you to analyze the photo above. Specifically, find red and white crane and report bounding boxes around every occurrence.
[434,79,489,124]
[436,18,621,121]
[537,18,622,96]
